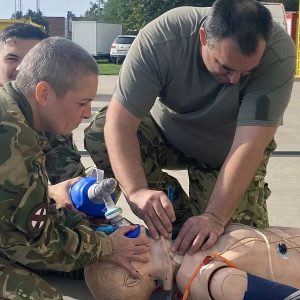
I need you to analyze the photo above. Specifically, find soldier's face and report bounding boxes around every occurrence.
[199,28,265,84]
[37,74,98,135]
[0,38,40,86]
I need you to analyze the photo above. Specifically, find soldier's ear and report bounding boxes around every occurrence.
[199,27,207,46]
[35,81,55,105]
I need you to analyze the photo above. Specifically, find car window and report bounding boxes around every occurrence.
[115,36,135,44]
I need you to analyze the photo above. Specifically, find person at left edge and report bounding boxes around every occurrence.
[0,22,86,187]
[0,37,149,299]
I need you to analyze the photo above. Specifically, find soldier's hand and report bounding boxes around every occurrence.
[126,188,176,240]
[109,225,150,278]
[171,213,225,255]
[48,177,86,217]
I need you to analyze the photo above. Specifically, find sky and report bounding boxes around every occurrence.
[0,0,94,19]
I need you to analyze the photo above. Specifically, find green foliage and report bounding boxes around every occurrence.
[83,3,104,21]
[84,0,299,34]
[84,0,215,34]
[11,9,49,32]
[98,62,121,75]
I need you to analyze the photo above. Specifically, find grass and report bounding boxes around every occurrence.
[98,62,121,75]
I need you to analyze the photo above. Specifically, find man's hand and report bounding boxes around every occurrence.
[171,213,225,255]
[109,225,150,278]
[48,177,86,216]
[126,188,176,240]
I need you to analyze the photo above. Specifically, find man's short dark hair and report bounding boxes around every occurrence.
[16,37,99,98]
[0,23,48,43]
[203,0,273,55]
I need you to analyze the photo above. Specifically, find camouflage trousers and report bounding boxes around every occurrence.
[84,106,276,238]
[0,257,63,300]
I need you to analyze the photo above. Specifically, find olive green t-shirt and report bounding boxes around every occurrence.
[114,6,296,167]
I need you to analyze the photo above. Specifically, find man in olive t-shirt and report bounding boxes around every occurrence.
[85,0,296,255]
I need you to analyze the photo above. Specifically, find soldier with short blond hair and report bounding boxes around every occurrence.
[0,37,149,299]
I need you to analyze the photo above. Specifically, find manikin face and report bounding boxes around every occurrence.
[34,74,98,135]
[199,28,266,85]
[84,235,178,300]
[0,38,40,85]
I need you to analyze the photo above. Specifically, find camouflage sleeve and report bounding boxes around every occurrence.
[42,132,86,184]
[0,109,112,272]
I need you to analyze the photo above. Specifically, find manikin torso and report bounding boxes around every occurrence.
[84,224,300,300]
[176,224,300,299]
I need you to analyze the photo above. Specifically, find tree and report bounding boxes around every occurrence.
[83,0,299,34]
[83,2,104,21]
[85,0,215,34]
[12,11,23,19]
[11,9,49,32]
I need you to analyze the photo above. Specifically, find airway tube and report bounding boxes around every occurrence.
[243,273,298,300]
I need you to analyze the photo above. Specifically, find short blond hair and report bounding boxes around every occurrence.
[84,260,156,300]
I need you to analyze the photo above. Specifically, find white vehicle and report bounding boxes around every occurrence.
[110,35,136,64]
[72,21,122,59]
[262,2,287,31]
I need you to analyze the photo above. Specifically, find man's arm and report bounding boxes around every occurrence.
[105,98,176,239]
[0,116,149,277]
[172,125,277,254]
[43,132,86,184]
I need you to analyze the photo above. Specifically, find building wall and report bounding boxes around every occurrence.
[46,17,65,37]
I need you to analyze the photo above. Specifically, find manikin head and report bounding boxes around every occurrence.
[200,0,272,84]
[0,23,48,85]
[84,230,180,300]
[15,37,99,135]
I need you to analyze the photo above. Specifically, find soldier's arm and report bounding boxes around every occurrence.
[0,119,112,272]
[42,132,86,184]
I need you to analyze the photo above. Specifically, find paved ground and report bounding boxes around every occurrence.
[45,75,300,299]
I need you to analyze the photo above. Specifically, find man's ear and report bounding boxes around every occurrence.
[199,27,207,46]
[35,81,54,105]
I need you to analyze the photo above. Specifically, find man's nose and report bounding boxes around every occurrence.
[15,64,21,73]
[227,71,241,84]
[82,104,91,119]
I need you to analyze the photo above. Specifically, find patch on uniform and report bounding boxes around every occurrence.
[28,203,48,238]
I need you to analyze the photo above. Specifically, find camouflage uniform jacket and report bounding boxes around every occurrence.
[0,83,112,272]
[42,131,86,185]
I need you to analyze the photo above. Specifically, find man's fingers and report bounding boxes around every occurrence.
[173,224,209,255]
[131,244,150,256]
[143,215,159,240]
[153,199,173,234]
[201,231,218,250]
[160,195,176,222]
[176,226,202,255]
[189,234,208,254]
[132,235,150,246]
[171,221,191,252]
[114,225,137,235]
[145,206,169,239]
[131,254,149,263]
[69,176,82,186]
